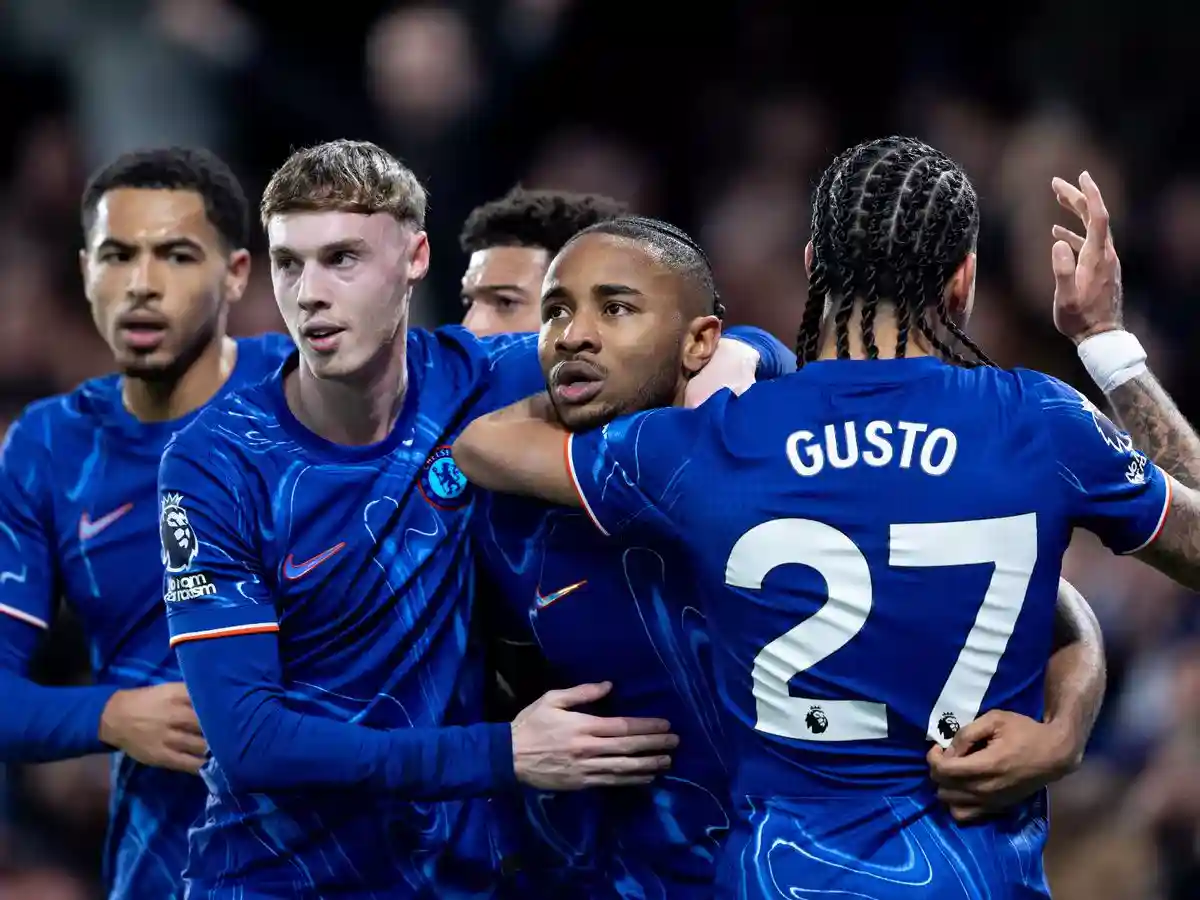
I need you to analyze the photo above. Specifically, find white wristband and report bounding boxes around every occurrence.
[1077,330,1148,394]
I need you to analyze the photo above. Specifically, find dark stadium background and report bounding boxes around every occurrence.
[1,2,1198,897]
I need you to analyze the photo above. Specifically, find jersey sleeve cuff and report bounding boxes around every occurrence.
[1119,473,1173,555]
[565,432,611,537]
[485,721,517,789]
[0,603,49,630]
[167,601,280,648]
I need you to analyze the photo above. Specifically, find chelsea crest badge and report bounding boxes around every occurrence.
[418,445,471,510]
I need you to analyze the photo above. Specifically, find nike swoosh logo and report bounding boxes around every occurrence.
[283,542,347,580]
[534,580,587,609]
[79,503,134,541]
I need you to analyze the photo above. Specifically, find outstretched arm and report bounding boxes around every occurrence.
[453,393,579,507]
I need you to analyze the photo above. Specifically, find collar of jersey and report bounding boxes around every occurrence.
[262,351,420,462]
[801,355,949,383]
[105,336,257,450]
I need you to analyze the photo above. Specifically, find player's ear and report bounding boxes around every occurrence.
[944,252,976,323]
[407,230,431,283]
[224,248,252,305]
[681,315,722,376]
[804,241,814,278]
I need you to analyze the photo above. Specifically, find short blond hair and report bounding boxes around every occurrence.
[260,140,427,229]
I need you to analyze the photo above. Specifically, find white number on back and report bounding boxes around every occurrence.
[725,513,1038,745]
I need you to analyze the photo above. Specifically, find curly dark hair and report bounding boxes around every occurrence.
[796,136,993,369]
[81,147,250,248]
[459,186,628,255]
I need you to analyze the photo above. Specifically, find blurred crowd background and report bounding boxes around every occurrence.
[1,2,1198,898]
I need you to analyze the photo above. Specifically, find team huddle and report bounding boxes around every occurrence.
[0,134,1192,899]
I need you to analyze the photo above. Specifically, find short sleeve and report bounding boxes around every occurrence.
[1034,374,1170,554]
[158,432,278,647]
[0,416,57,631]
[723,325,798,380]
[566,406,707,539]
[475,332,544,414]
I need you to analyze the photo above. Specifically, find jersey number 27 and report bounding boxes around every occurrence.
[726,514,1038,746]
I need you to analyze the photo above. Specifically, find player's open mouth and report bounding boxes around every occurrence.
[301,323,345,353]
[117,315,169,352]
[550,360,605,405]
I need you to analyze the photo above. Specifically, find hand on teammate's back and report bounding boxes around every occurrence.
[510,680,678,790]
[98,682,208,774]
[1049,171,1124,343]
[684,338,759,408]
[926,710,1082,823]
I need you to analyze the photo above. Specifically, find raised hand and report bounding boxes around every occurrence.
[1050,171,1124,343]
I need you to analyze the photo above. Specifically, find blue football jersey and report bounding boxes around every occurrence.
[0,334,293,900]
[158,327,543,898]
[565,357,1170,899]
[476,493,730,898]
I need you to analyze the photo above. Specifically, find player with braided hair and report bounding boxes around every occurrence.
[448,135,1200,897]
[795,136,993,369]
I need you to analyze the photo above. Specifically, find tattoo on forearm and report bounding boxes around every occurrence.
[1108,372,1200,586]
[1106,374,1200,489]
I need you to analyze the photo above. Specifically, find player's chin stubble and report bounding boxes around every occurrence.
[559,362,679,433]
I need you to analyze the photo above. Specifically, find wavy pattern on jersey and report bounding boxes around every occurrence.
[476,496,730,898]
[174,330,541,899]
[0,334,290,900]
[720,793,1049,900]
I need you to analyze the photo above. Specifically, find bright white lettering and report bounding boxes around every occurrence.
[862,421,893,467]
[786,421,958,477]
[920,428,958,475]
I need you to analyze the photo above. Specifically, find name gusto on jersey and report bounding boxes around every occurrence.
[787,420,957,477]
[165,571,216,603]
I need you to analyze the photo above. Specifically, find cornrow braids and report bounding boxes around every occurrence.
[572,215,725,319]
[800,136,992,368]
[796,145,856,366]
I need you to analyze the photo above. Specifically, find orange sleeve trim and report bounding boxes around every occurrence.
[1125,474,1173,555]
[564,433,610,537]
[0,603,48,630]
[169,622,280,647]
[1146,475,1173,546]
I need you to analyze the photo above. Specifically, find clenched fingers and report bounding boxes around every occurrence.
[946,802,988,823]
[170,714,205,737]
[161,750,206,775]
[167,730,208,758]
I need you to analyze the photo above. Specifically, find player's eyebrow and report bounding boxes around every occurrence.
[270,238,370,259]
[319,238,370,255]
[594,283,642,298]
[96,236,205,255]
[476,283,526,294]
[542,284,570,304]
